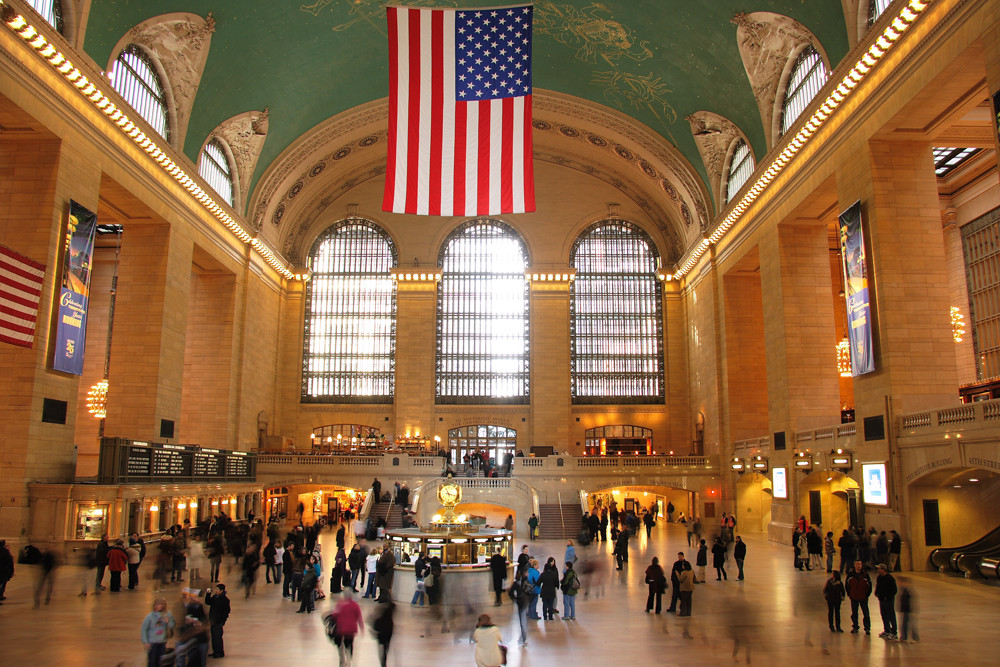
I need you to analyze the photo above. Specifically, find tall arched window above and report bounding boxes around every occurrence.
[27,0,63,32]
[199,138,235,207]
[437,220,529,404]
[303,221,398,403]
[108,44,169,141]
[725,139,755,204]
[570,220,664,403]
[867,0,894,26]
[779,45,828,136]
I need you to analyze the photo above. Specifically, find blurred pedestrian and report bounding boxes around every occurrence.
[823,570,845,632]
[140,597,175,667]
[327,589,364,666]
[33,549,57,608]
[898,577,919,642]
[509,568,531,645]
[94,533,110,592]
[678,565,694,616]
[695,540,707,582]
[472,613,504,667]
[489,548,507,606]
[372,600,395,667]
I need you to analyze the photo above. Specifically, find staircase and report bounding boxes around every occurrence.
[537,503,584,540]
[371,502,406,530]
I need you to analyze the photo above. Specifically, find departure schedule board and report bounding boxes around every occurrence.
[99,439,256,483]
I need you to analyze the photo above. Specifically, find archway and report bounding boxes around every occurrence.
[907,466,1000,569]
[798,470,859,539]
[735,472,773,532]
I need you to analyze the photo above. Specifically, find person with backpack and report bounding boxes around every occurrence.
[509,568,532,645]
[560,561,580,620]
[644,556,666,613]
[528,513,539,540]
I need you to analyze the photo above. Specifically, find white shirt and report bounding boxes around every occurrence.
[366,553,379,574]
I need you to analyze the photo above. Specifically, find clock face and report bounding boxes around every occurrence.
[438,483,461,506]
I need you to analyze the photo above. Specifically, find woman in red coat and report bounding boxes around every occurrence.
[107,539,129,592]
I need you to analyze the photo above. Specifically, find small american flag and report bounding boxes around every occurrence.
[384,4,535,216]
[0,244,46,348]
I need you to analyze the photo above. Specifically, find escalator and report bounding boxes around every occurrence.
[929,524,1000,578]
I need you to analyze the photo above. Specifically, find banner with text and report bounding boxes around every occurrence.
[838,200,875,376]
[53,200,97,375]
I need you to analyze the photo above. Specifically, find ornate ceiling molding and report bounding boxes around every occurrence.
[732,11,817,151]
[686,111,745,209]
[109,12,215,152]
[212,108,268,216]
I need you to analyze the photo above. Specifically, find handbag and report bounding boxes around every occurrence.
[498,644,508,665]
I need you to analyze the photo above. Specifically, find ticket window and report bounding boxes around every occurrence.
[76,504,109,540]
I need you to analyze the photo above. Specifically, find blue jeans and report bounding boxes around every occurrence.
[350,569,360,591]
[528,592,540,619]
[517,604,528,643]
[563,593,576,619]
[364,575,377,598]
[411,587,425,606]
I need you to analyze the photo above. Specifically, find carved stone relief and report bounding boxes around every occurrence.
[731,11,816,150]
[686,111,743,212]
[121,12,215,150]
[213,109,268,216]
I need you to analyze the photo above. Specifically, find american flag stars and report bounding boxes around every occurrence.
[455,7,532,101]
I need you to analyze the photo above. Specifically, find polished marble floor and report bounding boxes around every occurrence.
[1,524,997,666]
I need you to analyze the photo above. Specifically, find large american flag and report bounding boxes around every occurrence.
[384,4,535,216]
[0,244,46,348]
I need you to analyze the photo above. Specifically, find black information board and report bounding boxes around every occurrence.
[225,455,250,477]
[102,438,255,483]
[152,449,191,477]
[193,452,222,477]
[126,446,152,476]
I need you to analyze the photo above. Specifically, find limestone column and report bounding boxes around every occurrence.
[107,222,193,440]
[759,223,841,435]
[392,274,438,441]
[836,140,958,416]
[663,281,692,452]
[528,275,572,451]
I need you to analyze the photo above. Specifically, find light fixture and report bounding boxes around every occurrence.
[731,457,746,472]
[150,503,159,512]
[836,337,852,376]
[190,501,198,508]
[951,307,966,342]
[969,478,979,483]
[87,379,109,419]
[177,503,187,510]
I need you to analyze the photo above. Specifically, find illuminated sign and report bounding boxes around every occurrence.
[862,463,888,505]
[773,467,787,499]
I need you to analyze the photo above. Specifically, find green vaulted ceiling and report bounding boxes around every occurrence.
[82,0,850,207]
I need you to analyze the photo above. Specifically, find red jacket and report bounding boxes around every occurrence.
[108,546,129,572]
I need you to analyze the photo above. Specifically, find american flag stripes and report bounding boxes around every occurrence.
[0,244,46,348]
[383,4,535,216]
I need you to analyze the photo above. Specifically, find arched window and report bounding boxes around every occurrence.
[437,220,529,404]
[780,45,828,136]
[303,220,397,402]
[447,424,517,467]
[27,0,63,33]
[725,139,755,204]
[108,44,169,141]
[199,138,235,207]
[867,0,894,26]
[570,220,664,403]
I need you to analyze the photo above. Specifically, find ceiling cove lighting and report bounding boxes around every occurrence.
[0,2,306,282]
[674,0,932,279]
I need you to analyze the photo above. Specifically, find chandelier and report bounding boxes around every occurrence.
[836,338,851,377]
[87,379,109,418]
[951,306,965,343]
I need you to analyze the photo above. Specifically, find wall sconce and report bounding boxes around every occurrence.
[177,502,187,510]
[731,456,745,473]
[793,450,814,472]
[190,501,198,508]
[751,455,769,473]
[149,503,159,512]
[830,448,853,472]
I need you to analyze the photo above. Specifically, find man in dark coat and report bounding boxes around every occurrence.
[0,539,14,603]
[94,534,110,592]
[613,528,630,569]
[489,549,508,606]
[205,583,231,658]
[666,552,690,613]
[376,547,396,602]
[846,560,873,634]
[733,535,747,580]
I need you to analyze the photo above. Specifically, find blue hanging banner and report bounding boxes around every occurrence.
[53,200,98,375]
[838,200,875,376]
